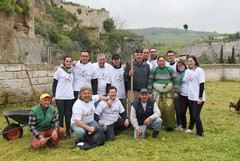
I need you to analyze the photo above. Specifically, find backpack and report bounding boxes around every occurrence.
[76,128,106,150]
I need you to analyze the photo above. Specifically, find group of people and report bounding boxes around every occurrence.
[28,48,206,150]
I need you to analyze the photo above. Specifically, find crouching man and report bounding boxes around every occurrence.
[71,86,110,144]
[28,93,65,149]
[95,86,130,141]
[130,88,162,140]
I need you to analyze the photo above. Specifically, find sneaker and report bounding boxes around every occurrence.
[185,129,193,133]
[152,131,159,138]
[62,135,71,140]
[180,128,187,132]
[193,133,204,137]
[175,126,181,131]
[28,145,36,152]
[46,139,55,148]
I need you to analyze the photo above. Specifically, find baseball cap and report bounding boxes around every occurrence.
[40,93,51,99]
[112,54,121,60]
[140,88,149,94]
[135,48,143,53]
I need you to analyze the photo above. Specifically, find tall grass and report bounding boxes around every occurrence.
[0,81,240,161]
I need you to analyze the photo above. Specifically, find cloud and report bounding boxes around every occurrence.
[67,0,240,33]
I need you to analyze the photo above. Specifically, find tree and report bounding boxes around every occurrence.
[68,27,91,50]
[227,56,232,64]
[103,18,115,32]
[231,46,236,64]
[219,45,224,63]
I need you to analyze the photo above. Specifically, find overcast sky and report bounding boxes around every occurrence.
[67,0,240,33]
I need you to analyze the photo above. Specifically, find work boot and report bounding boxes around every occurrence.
[46,139,55,148]
[152,131,159,138]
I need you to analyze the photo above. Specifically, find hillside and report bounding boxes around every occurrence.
[0,0,144,64]
[129,27,218,46]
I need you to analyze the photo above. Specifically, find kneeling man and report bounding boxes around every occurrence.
[28,93,65,149]
[95,86,130,141]
[130,88,162,139]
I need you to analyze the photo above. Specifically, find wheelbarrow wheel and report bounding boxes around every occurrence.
[2,123,23,141]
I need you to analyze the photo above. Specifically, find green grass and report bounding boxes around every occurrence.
[0,82,240,161]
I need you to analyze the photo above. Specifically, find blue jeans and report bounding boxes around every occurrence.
[134,118,162,140]
[71,120,107,141]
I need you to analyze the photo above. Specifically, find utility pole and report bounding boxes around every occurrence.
[183,24,188,44]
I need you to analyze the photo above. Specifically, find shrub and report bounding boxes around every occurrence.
[0,0,30,14]
[103,18,115,32]
[45,3,77,27]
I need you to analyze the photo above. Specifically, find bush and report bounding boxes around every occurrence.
[199,55,212,64]
[34,16,60,43]
[45,3,77,27]
[0,0,30,14]
[68,27,91,51]
[103,18,115,32]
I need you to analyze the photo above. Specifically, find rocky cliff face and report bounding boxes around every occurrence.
[178,41,240,63]
[0,1,47,64]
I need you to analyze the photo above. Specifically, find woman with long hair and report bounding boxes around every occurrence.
[185,55,206,137]
[176,60,194,132]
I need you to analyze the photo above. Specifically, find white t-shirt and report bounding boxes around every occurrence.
[165,61,177,72]
[72,61,97,92]
[185,67,206,101]
[95,98,125,125]
[92,63,112,95]
[109,66,126,99]
[146,59,158,70]
[71,95,99,124]
[53,67,74,99]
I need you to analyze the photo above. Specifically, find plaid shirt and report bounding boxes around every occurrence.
[28,109,59,139]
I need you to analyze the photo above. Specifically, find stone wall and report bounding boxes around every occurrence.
[178,40,240,63]
[202,64,240,81]
[58,3,109,33]
[0,63,239,107]
[0,63,54,107]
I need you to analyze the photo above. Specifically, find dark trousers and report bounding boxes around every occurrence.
[74,91,79,103]
[188,100,204,136]
[119,98,127,111]
[105,118,129,141]
[174,96,181,126]
[56,99,74,135]
[180,95,194,129]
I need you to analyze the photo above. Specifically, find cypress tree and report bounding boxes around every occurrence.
[231,46,236,64]
[227,56,232,64]
[219,45,224,63]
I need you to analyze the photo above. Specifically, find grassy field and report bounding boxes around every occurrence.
[0,81,240,161]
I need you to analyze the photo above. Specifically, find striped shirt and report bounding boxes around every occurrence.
[148,67,178,93]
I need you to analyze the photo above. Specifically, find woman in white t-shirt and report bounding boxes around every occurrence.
[52,56,74,140]
[185,55,206,137]
[177,60,194,132]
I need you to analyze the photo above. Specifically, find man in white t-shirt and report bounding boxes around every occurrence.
[146,48,158,70]
[92,54,112,96]
[165,50,181,130]
[72,51,98,101]
[95,86,130,141]
[71,86,112,143]
[109,54,126,109]
[165,50,178,72]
